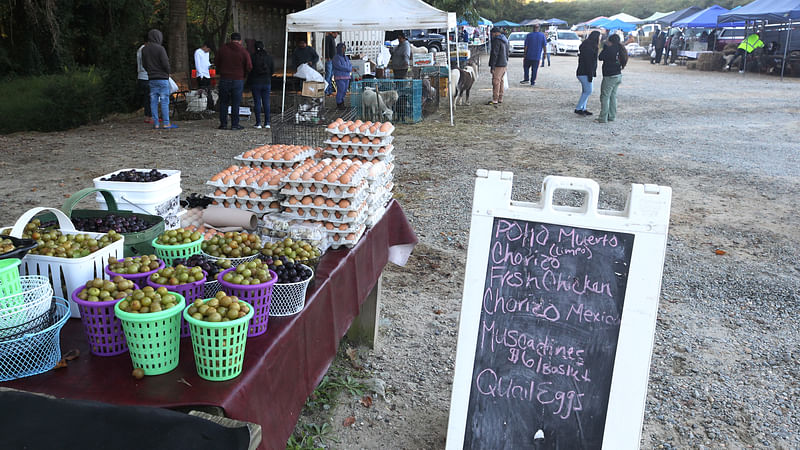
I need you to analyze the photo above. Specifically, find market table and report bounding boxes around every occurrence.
[1,199,417,450]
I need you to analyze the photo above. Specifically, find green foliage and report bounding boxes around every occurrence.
[0,68,108,134]
[287,423,336,449]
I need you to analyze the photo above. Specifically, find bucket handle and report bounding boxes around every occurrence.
[9,207,76,238]
[61,188,120,217]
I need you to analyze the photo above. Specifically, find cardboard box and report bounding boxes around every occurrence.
[301,81,325,98]
[413,53,435,67]
[351,60,372,77]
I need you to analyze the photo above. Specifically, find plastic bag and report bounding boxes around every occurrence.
[168,77,179,94]
[502,72,509,91]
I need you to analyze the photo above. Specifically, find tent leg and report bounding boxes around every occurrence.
[781,20,791,81]
[282,27,289,114]
[447,29,454,126]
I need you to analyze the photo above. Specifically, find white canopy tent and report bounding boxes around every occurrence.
[282,0,458,125]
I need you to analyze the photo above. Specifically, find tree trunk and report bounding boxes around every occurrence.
[168,0,189,82]
[218,0,234,52]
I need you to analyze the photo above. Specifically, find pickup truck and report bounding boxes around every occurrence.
[386,30,446,52]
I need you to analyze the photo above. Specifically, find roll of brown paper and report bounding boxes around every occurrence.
[202,207,258,231]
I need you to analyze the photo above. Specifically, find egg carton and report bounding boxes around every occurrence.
[282,204,368,224]
[323,135,394,149]
[280,179,368,199]
[323,145,394,160]
[234,149,316,167]
[211,199,281,214]
[283,196,368,215]
[365,206,388,228]
[367,189,393,209]
[206,179,285,191]
[280,188,369,211]
[325,123,395,138]
[281,165,369,189]
[317,220,366,235]
[327,224,367,249]
[208,194,280,203]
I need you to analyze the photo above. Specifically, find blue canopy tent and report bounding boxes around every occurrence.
[603,18,637,32]
[493,20,521,27]
[672,5,745,28]
[457,16,493,26]
[718,0,800,79]
[588,17,611,27]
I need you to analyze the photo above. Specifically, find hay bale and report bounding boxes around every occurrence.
[697,52,713,64]
[687,61,698,70]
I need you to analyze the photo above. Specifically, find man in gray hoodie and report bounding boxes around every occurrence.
[390,32,411,79]
[141,29,176,128]
[488,27,509,106]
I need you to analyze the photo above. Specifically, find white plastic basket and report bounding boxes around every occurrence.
[0,276,53,336]
[203,280,223,299]
[7,207,125,318]
[269,265,313,317]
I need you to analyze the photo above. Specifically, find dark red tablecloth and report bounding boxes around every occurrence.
[1,200,416,450]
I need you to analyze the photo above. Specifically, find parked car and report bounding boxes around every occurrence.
[637,23,661,38]
[714,27,746,51]
[386,29,447,52]
[508,32,527,56]
[548,30,582,55]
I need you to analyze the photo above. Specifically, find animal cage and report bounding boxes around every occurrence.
[350,79,423,124]
[419,73,440,117]
[272,104,356,148]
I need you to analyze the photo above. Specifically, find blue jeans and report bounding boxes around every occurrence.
[541,53,551,66]
[148,79,170,124]
[576,75,593,111]
[523,58,540,84]
[324,60,334,94]
[252,84,271,126]
[335,78,349,106]
[218,78,244,127]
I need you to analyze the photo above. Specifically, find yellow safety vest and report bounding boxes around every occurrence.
[738,34,764,53]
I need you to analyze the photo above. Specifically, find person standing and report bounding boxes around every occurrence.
[652,29,665,64]
[487,27,509,106]
[249,41,274,129]
[215,32,252,130]
[542,35,553,67]
[596,34,628,124]
[575,30,600,116]
[292,39,319,70]
[390,32,411,79]
[194,42,213,110]
[521,24,546,86]
[136,39,151,123]
[332,43,353,109]
[707,29,716,52]
[324,31,339,96]
[141,29,175,129]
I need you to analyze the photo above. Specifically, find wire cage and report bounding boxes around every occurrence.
[419,73,440,117]
[272,103,357,149]
[350,79,423,124]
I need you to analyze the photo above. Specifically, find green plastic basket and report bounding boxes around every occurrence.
[114,293,184,376]
[60,188,165,257]
[183,298,254,381]
[0,259,22,299]
[151,236,204,267]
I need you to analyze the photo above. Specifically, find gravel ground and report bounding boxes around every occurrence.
[0,54,798,449]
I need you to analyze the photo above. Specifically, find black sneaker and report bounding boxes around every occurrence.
[574,109,584,115]
[231,125,244,130]
[582,110,594,116]
[519,80,529,84]
[218,124,228,130]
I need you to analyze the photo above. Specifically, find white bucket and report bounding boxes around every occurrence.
[93,169,181,204]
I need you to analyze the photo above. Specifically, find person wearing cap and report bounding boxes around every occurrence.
[249,41,274,129]
[324,31,339,96]
[215,32,252,130]
[292,39,320,70]
[488,27,509,106]
[390,32,411,79]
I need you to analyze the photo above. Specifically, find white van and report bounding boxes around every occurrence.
[638,24,661,37]
[548,30,582,55]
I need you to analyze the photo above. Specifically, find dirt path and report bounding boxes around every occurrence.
[1,53,798,449]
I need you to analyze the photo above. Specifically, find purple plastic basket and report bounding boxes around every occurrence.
[104,259,166,286]
[146,271,206,337]
[217,268,277,337]
[71,282,140,356]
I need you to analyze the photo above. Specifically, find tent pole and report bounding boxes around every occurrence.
[447,28,455,126]
[781,20,791,81]
[282,27,289,114]
[742,21,748,76]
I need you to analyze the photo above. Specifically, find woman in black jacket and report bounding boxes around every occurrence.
[575,30,600,116]
[596,33,628,123]
[249,41,274,129]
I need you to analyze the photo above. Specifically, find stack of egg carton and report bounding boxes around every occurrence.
[323,119,395,228]
[280,158,370,248]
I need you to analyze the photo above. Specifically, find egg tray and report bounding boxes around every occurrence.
[327,225,367,249]
[323,135,394,149]
[281,166,369,189]
[280,179,368,199]
[366,206,388,228]
[212,200,280,214]
[206,180,285,192]
[320,221,367,235]
[233,149,316,167]
[325,123,395,138]
[283,196,368,215]
[366,170,395,191]
[367,189,394,210]
[281,205,368,225]
[323,145,394,160]
[280,188,369,211]
[207,194,281,204]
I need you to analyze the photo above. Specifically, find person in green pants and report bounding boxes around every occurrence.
[596,34,628,123]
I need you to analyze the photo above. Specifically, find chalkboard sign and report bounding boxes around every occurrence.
[447,173,672,450]
[464,218,634,448]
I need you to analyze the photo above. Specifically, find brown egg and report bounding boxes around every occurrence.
[339,125,349,133]
[378,146,387,153]
[214,189,223,196]
[313,196,325,206]
[335,118,344,124]
[359,124,369,133]
[324,222,334,230]
[328,122,338,129]
[258,203,266,211]
[327,172,339,183]
[270,201,279,208]
[289,171,301,180]
[334,211,343,219]
[347,186,357,194]
[309,209,318,217]
[361,137,369,144]
[339,223,349,231]
[339,199,351,208]
[325,199,336,207]
[284,207,294,214]
[333,234,341,242]
[261,192,271,199]
[224,175,235,184]
[368,125,378,134]
[331,135,340,142]
[289,197,298,205]
[211,174,222,182]
[301,196,312,205]
[309,186,317,192]
[341,135,351,143]
[301,172,314,181]
[346,233,356,240]
[249,191,259,198]
[297,209,305,216]
[313,172,326,181]
[225,187,236,196]
[321,210,330,218]
[380,122,392,132]
[347,210,358,218]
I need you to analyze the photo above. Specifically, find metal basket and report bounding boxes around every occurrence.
[0,297,70,381]
[269,265,313,317]
[272,105,357,148]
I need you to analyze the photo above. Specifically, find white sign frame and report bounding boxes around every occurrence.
[446,171,672,449]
